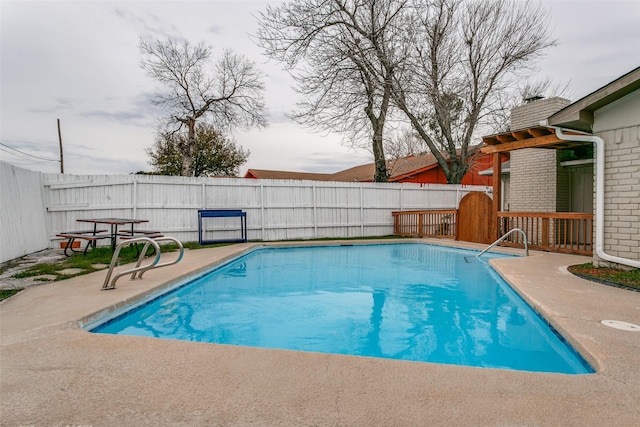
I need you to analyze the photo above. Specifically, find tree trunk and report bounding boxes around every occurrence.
[447,162,465,184]
[372,126,388,182]
[182,117,196,176]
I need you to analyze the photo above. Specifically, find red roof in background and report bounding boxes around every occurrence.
[244,146,496,184]
[244,169,334,181]
[245,152,444,182]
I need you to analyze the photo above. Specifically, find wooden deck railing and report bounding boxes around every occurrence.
[497,212,593,256]
[392,210,458,239]
[393,209,593,256]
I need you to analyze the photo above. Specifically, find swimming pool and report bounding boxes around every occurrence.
[90,243,593,374]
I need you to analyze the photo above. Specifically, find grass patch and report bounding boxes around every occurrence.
[12,263,65,278]
[11,245,170,281]
[568,262,640,291]
[167,241,230,250]
[0,289,22,301]
[9,242,232,282]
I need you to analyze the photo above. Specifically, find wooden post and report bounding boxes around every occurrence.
[492,153,502,239]
[542,218,550,247]
[57,119,64,173]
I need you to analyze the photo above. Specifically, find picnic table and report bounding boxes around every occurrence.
[76,218,152,251]
[57,218,162,256]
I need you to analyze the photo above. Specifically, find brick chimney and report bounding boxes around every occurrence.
[507,97,572,213]
[510,97,571,130]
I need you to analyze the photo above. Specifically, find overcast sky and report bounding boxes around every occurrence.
[1,0,639,176]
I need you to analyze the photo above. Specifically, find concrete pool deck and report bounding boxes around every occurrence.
[1,239,639,426]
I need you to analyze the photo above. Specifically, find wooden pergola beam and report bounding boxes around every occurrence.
[480,134,563,154]
[512,130,531,139]
[528,127,551,137]
[492,153,501,240]
[496,134,516,143]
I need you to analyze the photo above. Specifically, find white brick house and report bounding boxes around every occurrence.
[481,66,640,268]
[549,67,640,268]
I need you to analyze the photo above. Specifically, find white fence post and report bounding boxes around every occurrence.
[360,186,364,237]
[132,178,137,218]
[260,182,265,241]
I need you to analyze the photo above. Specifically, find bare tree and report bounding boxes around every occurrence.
[256,0,411,182]
[383,126,425,157]
[392,0,556,183]
[140,38,266,176]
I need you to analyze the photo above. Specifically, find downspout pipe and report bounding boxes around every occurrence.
[549,125,640,269]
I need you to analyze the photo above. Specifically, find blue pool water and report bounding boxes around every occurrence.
[91,243,593,374]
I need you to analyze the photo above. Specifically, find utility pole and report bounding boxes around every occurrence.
[57,118,64,173]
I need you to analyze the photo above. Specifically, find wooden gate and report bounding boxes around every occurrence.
[457,192,493,244]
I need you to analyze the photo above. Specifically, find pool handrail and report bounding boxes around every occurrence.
[130,236,184,280]
[476,228,528,258]
[101,236,184,290]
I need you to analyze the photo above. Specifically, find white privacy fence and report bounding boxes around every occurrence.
[1,162,491,263]
[1,163,50,262]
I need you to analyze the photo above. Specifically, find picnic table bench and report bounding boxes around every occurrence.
[118,230,165,256]
[117,229,164,239]
[56,230,109,256]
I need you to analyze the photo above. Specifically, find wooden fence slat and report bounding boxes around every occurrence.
[392,210,458,239]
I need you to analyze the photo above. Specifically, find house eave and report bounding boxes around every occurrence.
[548,66,640,131]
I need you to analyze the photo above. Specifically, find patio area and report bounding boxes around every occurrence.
[1,239,639,426]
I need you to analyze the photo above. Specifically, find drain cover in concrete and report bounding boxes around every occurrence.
[601,320,640,331]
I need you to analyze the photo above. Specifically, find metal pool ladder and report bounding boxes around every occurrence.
[102,236,184,290]
[476,228,528,258]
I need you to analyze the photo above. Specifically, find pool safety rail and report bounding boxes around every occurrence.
[102,236,184,290]
[477,228,529,258]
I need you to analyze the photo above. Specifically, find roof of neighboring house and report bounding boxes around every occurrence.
[388,153,444,181]
[244,169,334,181]
[245,152,447,182]
[548,66,640,132]
[329,162,375,182]
[245,147,486,182]
[330,152,444,182]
